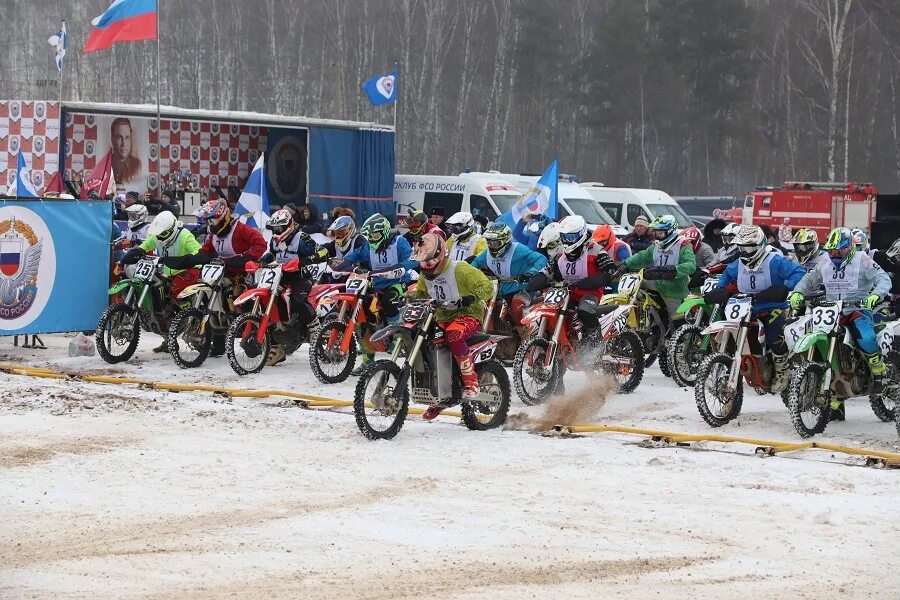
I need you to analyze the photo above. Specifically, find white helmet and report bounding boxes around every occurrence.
[558,215,588,260]
[735,224,767,269]
[147,211,182,248]
[125,204,149,230]
[887,238,900,263]
[721,223,741,249]
[446,211,474,240]
[537,222,563,258]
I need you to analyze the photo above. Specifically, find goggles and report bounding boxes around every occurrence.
[737,243,760,257]
[367,229,385,243]
[420,256,442,270]
[828,246,850,259]
[560,231,582,244]
[157,225,176,241]
[448,223,468,235]
[486,238,507,251]
[652,229,669,240]
[331,227,351,241]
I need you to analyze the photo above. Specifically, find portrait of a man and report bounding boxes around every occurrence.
[110,117,142,185]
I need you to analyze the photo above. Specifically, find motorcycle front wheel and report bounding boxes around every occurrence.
[869,351,900,422]
[353,360,409,440]
[167,308,212,369]
[667,324,705,388]
[512,337,562,406]
[462,361,511,431]
[694,353,744,427]
[309,320,358,384]
[787,362,831,438]
[225,312,271,375]
[96,303,140,364]
[601,329,645,394]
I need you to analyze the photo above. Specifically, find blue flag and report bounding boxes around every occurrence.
[47,21,68,72]
[361,67,398,107]
[234,154,269,229]
[13,153,40,198]
[497,160,559,228]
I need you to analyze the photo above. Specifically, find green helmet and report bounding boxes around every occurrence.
[483,222,513,258]
[361,213,392,252]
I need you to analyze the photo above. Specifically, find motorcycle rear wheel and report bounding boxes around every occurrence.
[168,308,212,369]
[695,353,744,427]
[667,324,704,387]
[353,360,409,440]
[513,337,562,406]
[601,329,645,394]
[309,320,358,384]
[787,362,831,438]
[869,351,900,423]
[226,312,270,375]
[462,361,511,431]
[96,303,140,364]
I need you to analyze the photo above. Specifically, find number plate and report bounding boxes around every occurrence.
[724,297,752,323]
[133,257,159,280]
[811,304,840,333]
[402,303,428,323]
[784,315,810,349]
[200,264,224,284]
[700,276,720,294]
[346,275,369,296]
[257,267,279,290]
[618,274,641,295]
[543,287,569,307]
[877,329,893,355]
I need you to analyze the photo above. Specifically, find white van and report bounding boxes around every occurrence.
[580,183,694,232]
[393,174,521,221]
[467,171,626,235]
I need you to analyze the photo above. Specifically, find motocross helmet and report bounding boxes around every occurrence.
[361,213,392,252]
[591,224,617,253]
[483,223,513,258]
[735,225,767,269]
[411,232,449,280]
[195,200,233,236]
[649,215,679,250]
[851,228,869,252]
[525,214,551,236]
[887,238,900,264]
[721,223,740,249]
[446,211,475,240]
[681,226,703,252]
[559,216,589,260]
[823,227,855,270]
[147,211,181,248]
[404,210,429,236]
[537,222,562,259]
[267,208,298,247]
[125,203,150,231]
[327,215,357,253]
[790,228,819,265]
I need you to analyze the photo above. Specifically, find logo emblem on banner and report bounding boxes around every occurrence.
[0,208,56,327]
[376,75,395,99]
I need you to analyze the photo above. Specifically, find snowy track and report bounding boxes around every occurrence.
[2,335,899,599]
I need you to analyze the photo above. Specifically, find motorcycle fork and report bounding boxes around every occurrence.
[822,335,837,393]
[727,325,748,390]
[338,299,363,353]
[199,289,218,334]
[134,285,150,326]
[394,313,434,399]
[483,280,499,332]
[545,296,570,367]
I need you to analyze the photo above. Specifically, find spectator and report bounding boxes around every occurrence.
[473,214,488,235]
[702,218,728,253]
[429,207,447,233]
[113,193,128,220]
[160,192,181,217]
[759,224,786,255]
[624,215,653,253]
[296,203,323,234]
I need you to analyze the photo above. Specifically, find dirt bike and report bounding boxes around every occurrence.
[480,275,530,365]
[787,299,900,437]
[96,255,178,363]
[224,258,317,375]
[512,283,645,405]
[309,268,405,384]
[666,274,723,387]
[353,299,511,440]
[166,259,235,368]
[694,294,811,427]
[600,270,670,373]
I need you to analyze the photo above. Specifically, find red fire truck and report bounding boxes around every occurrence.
[713,181,877,242]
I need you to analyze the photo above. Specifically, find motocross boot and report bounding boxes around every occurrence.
[867,352,887,394]
[266,345,286,366]
[351,353,374,376]
[152,337,169,353]
[829,399,846,422]
[770,352,790,392]
[458,355,480,399]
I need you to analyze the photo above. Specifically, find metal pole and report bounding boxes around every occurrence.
[156,0,161,196]
[392,61,398,132]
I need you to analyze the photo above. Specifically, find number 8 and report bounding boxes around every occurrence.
[730,305,740,319]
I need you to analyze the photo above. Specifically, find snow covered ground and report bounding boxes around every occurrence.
[2,334,899,599]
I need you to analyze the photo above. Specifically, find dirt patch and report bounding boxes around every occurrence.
[0,436,134,469]
[506,375,616,432]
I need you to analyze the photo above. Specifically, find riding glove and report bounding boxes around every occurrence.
[788,292,804,310]
[703,287,730,305]
[121,247,146,265]
[863,294,880,310]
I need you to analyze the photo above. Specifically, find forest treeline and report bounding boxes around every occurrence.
[3,0,899,194]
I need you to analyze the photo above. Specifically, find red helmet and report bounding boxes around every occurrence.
[591,224,617,252]
[682,226,702,252]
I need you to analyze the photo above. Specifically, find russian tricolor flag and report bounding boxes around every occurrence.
[84,0,157,53]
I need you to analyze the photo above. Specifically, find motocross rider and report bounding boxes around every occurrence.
[713,222,741,264]
[446,211,487,262]
[705,225,805,391]
[790,228,830,272]
[123,204,151,246]
[321,215,366,283]
[410,233,494,419]
[193,200,267,276]
[617,215,697,326]
[789,227,893,418]
[470,222,547,326]
[536,222,563,261]
[402,209,446,245]
[338,213,419,373]
[122,210,202,352]
[683,225,717,289]
[592,224,632,263]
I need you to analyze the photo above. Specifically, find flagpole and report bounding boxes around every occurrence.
[392,61,398,132]
[155,0,161,198]
[58,20,65,108]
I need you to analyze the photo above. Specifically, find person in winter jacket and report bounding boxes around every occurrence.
[190,200,267,276]
[513,213,551,250]
[471,223,547,325]
[705,225,805,391]
[759,224,786,256]
[446,211,487,262]
[294,203,323,234]
[624,215,653,253]
[703,218,728,253]
[411,233,494,418]
[619,215,696,323]
[592,224,632,263]
[789,228,893,415]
